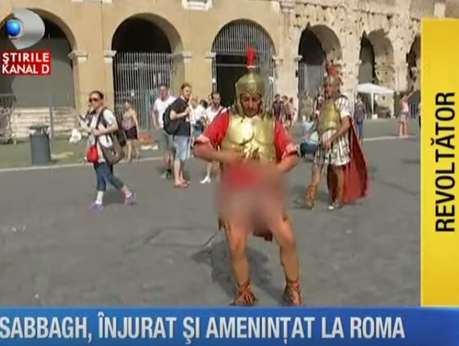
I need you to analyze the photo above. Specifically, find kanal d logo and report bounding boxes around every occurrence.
[6,9,45,50]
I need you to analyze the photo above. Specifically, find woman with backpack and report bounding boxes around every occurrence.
[84,91,135,211]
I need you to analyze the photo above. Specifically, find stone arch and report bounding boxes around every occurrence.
[358,35,376,83]
[361,30,394,86]
[407,35,420,90]
[0,9,76,109]
[111,13,183,128]
[111,13,183,54]
[298,24,342,98]
[210,19,276,106]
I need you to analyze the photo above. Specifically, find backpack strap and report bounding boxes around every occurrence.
[98,107,108,128]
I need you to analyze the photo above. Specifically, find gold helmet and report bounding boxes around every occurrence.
[235,47,265,97]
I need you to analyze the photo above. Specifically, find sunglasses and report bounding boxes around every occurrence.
[89,97,100,102]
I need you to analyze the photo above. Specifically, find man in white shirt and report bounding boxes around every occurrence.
[200,92,226,184]
[152,84,176,179]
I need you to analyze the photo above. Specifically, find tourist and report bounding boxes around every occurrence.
[152,84,175,179]
[398,91,414,138]
[169,83,193,188]
[200,92,225,184]
[353,94,366,143]
[122,99,140,161]
[84,91,135,210]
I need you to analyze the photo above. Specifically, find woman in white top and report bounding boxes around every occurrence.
[398,91,414,138]
[84,91,135,211]
[200,92,226,184]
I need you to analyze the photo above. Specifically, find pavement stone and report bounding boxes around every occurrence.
[0,121,420,306]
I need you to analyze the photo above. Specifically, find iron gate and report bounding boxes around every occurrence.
[112,52,174,129]
[211,20,276,108]
[297,62,326,98]
[297,62,325,119]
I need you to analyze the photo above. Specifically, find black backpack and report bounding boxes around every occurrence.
[162,101,181,135]
[99,108,127,147]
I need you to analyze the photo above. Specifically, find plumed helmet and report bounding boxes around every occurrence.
[234,47,265,97]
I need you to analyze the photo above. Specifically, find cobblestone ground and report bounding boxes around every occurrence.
[0,120,420,306]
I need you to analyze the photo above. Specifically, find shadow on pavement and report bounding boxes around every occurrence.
[104,189,126,206]
[192,240,285,305]
[401,158,420,165]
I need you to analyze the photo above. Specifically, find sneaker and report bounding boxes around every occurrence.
[124,193,135,205]
[200,176,211,184]
[91,203,103,211]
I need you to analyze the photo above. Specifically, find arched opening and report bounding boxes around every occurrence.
[406,35,420,90]
[358,30,394,117]
[358,35,376,84]
[298,25,342,98]
[111,15,181,129]
[362,30,394,87]
[0,17,75,108]
[211,20,276,107]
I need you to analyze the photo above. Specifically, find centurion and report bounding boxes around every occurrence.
[193,47,303,306]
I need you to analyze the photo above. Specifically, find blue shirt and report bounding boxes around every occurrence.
[302,122,319,144]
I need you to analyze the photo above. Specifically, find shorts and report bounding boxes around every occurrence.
[399,112,408,123]
[172,135,190,161]
[155,129,172,153]
[299,142,317,157]
[192,123,204,138]
[124,127,138,140]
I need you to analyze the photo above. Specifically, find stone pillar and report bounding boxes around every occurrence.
[103,50,116,109]
[172,51,192,95]
[275,0,297,97]
[205,52,217,93]
[68,50,88,114]
[375,63,395,89]
[340,60,360,101]
[394,62,409,92]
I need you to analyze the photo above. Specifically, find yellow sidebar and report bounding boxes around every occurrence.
[421,19,459,306]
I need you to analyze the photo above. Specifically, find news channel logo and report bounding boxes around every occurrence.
[5,9,45,50]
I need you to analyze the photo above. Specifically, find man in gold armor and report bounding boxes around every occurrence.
[193,48,303,306]
[304,69,368,210]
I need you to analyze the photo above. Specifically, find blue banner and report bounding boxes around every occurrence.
[0,308,455,346]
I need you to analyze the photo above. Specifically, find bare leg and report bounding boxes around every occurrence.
[173,159,182,185]
[328,165,344,210]
[305,163,323,209]
[221,198,256,306]
[260,192,303,305]
[126,141,132,161]
[133,140,140,159]
[201,163,212,183]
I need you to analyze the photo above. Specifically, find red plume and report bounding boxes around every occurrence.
[247,46,256,68]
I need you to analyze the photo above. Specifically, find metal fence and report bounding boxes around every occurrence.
[112,52,174,130]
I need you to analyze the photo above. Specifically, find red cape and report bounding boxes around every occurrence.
[327,123,369,204]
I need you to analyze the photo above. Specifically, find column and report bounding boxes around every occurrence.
[172,51,193,94]
[275,0,297,97]
[68,50,88,114]
[393,61,409,92]
[205,52,216,93]
[103,50,116,109]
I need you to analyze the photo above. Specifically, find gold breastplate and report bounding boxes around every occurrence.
[317,99,341,135]
[220,113,277,162]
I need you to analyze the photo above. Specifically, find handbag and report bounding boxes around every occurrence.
[99,134,124,165]
[94,111,125,165]
[86,144,99,163]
